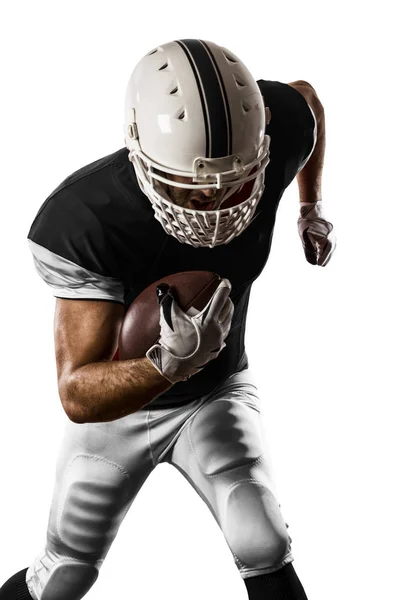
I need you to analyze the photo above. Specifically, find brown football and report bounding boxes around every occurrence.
[118,271,221,359]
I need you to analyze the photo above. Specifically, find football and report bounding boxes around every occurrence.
[118,271,221,359]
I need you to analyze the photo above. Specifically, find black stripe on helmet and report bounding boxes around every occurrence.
[200,40,232,156]
[175,40,210,157]
[177,39,230,158]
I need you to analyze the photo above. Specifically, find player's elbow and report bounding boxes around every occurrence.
[65,404,87,424]
[58,373,88,424]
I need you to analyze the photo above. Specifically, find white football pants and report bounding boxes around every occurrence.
[26,369,293,600]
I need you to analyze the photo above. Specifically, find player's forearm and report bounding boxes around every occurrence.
[60,357,172,423]
[296,106,326,204]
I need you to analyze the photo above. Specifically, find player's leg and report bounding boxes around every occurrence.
[0,412,155,600]
[164,369,308,599]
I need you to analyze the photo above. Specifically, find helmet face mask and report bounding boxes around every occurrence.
[124,39,271,248]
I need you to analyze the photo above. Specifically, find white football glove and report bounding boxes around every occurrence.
[297,201,336,266]
[146,278,234,383]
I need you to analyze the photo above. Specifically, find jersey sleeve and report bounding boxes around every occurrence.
[27,189,125,304]
[257,79,317,188]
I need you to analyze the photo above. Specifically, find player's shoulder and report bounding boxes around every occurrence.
[26,148,139,301]
[27,148,140,277]
[43,147,132,209]
[257,79,315,133]
[28,147,147,245]
[27,145,161,290]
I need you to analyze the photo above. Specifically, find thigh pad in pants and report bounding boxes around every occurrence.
[186,396,293,576]
[27,453,133,600]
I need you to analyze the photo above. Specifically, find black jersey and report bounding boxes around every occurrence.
[28,80,316,408]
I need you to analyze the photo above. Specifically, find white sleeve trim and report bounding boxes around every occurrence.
[28,240,124,303]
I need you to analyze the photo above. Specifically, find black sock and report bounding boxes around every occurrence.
[0,568,33,600]
[244,563,308,600]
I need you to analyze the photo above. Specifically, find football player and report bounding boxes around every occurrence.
[0,39,335,600]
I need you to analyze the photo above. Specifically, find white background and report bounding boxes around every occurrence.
[1,1,399,599]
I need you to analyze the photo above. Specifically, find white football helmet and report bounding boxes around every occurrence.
[124,39,271,248]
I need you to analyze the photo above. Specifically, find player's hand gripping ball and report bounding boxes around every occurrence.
[119,272,234,383]
[298,201,336,266]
